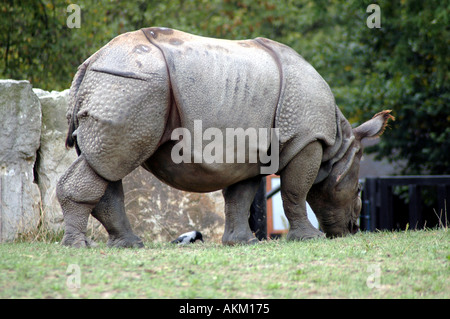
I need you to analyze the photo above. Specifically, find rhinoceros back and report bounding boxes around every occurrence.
[141,27,280,134]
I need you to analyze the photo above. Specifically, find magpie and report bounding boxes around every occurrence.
[171,231,204,245]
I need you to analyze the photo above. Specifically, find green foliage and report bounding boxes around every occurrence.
[336,0,449,175]
[1,0,448,174]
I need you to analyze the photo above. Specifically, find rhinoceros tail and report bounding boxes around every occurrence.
[65,119,82,156]
[65,121,75,149]
[65,57,93,155]
[65,118,79,152]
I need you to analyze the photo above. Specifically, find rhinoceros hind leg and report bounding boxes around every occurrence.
[281,141,325,240]
[57,155,108,247]
[91,180,144,248]
[222,176,261,245]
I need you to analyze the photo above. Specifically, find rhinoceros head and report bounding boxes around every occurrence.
[307,110,394,237]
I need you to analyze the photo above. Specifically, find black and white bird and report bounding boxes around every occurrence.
[171,231,204,245]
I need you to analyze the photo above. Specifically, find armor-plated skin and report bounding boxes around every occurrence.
[58,27,393,247]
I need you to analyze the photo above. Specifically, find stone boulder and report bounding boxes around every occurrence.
[33,88,77,232]
[0,80,41,241]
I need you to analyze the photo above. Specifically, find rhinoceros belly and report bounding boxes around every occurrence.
[142,141,261,192]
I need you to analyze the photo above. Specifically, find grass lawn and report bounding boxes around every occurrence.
[0,229,448,299]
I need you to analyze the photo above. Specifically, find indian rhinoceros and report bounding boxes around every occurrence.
[57,27,394,247]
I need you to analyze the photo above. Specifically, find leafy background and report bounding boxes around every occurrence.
[1,0,448,174]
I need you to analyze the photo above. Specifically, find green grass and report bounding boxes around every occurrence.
[1,229,448,298]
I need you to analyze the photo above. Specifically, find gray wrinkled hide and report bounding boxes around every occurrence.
[69,28,340,185]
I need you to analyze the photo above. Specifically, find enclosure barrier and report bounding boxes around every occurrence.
[360,175,450,231]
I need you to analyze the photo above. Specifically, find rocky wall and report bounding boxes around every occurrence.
[0,80,41,241]
[0,80,224,243]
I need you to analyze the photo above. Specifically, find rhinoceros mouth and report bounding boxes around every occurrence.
[348,220,359,234]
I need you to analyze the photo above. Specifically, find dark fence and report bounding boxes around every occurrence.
[361,175,450,231]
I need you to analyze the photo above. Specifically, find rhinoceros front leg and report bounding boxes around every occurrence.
[280,141,325,240]
[91,180,144,248]
[222,176,261,245]
[57,155,108,247]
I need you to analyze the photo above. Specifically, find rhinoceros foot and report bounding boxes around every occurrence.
[61,232,97,248]
[222,230,258,246]
[286,226,325,241]
[107,234,144,248]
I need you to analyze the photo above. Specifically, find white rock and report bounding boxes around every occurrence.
[33,88,77,231]
[0,80,42,241]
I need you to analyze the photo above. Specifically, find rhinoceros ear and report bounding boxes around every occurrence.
[353,110,395,141]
